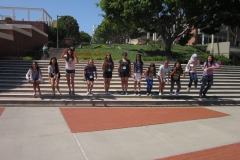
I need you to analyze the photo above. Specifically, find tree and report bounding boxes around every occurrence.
[79,31,91,43]
[218,0,240,46]
[4,17,12,20]
[57,16,80,42]
[98,0,238,53]
[94,18,139,43]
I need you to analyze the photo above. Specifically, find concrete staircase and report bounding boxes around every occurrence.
[0,60,239,106]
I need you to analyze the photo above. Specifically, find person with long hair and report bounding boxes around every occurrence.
[48,57,61,95]
[118,52,131,95]
[143,63,156,96]
[61,48,79,94]
[199,55,221,97]
[26,61,43,97]
[158,59,171,95]
[83,59,97,95]
[185,53,200,92]
[102,53,114,95]
[169,61,186,96]
[133,54,144,96]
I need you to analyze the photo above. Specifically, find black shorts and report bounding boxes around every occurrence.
[66,69,75,74]
[85,74,94,81]
[119,72,130,77]
[103,72,112,78]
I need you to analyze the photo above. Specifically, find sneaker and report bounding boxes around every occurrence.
[202,91,206,97]
[89,92,93,95]
[121,91,125,95]
[187,87,190,92]
[149,93,152,96]
[125,92,128,95]
[107,92,110,95]
[69,90,71,94]
[71,90,75,95]
[57,90,62,95]
[194,85,197,89]
[137,92,141,96]
[105,92,108,95]
[175,91,179,96]
[169,92,172,96]
[134,91,137,95]
[146,93,149,96]
[199,93,203,98]
[33,93,37,98]
[86,92,90,95]
[159,92,162,96]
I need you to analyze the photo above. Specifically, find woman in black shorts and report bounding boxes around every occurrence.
[61,48,79,94]
[118,52,131,95]
[83,59,97,95]
[102,53,114,95]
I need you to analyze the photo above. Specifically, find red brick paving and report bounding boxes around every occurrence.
[60,107,229,133]
[0,108,4,116]
[157,142,240,160]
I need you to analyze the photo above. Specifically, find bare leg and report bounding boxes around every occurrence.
[66,74,71,92]
[70,74,75,91]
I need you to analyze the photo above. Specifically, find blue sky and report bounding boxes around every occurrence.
[0,0,104,36]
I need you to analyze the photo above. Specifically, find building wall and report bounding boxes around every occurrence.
[0,23,48,59]
[1,20,49,34]
[0,27,31,58]
[0,32,14,58]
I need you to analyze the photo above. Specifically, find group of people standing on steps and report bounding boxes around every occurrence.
[26,47,221,98]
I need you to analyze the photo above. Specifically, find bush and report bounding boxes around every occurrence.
[23,56,32,61]
[213,54,231,65]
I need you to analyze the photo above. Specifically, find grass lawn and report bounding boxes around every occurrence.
[75,44,232,65]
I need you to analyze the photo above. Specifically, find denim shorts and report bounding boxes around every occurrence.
[66,69,75,74]
[158,76,166,82]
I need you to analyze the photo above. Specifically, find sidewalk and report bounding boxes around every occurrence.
[0,106,240,160]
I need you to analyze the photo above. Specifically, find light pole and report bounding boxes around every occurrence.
[57,15,64,48]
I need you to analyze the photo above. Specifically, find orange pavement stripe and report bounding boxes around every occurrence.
[0,108,5,116]
[60,107,229,133]
[157,142,240,160]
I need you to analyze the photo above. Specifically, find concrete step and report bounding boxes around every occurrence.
[1,60,240,106]
[0,96,239,107]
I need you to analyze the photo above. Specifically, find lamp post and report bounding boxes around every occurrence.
[57,15,64,48]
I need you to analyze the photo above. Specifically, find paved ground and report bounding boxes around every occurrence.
[0,106,240,160]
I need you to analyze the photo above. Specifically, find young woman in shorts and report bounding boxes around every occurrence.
[102,53,114,95]
[61,48,79,94]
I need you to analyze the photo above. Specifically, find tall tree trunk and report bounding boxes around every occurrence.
[164,40,172,53]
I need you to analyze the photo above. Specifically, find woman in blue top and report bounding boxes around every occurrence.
[83,59,97,95]
[133,54,144,96]
[26,61,43,97]
[158,60,171,95]
[143,63,156,96]
[199,55,221,97]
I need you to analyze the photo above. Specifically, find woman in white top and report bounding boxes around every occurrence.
[48,57,61,95]
[157,59,171,95]
[26,61,43,97]
[61,48,79,94]
[185,53,200,92]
